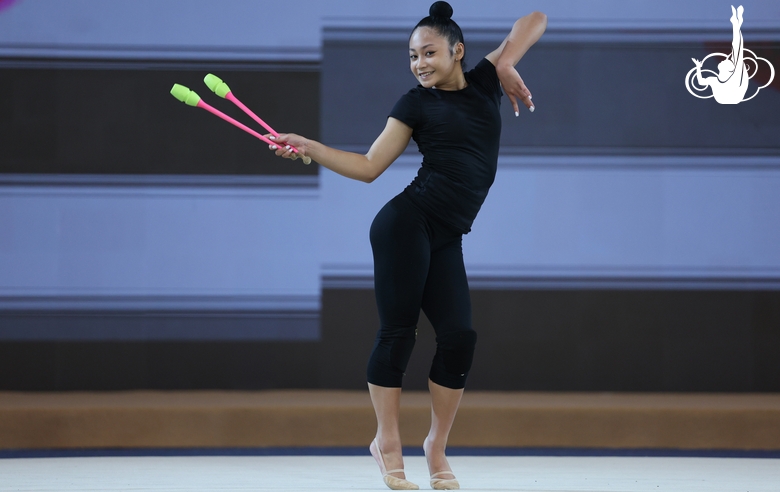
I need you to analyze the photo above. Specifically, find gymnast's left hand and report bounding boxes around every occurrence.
[496,64,534,114]
[267,133,310,160]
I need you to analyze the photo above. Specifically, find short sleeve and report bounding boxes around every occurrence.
[389,88,422,129]
[466,58,502,100]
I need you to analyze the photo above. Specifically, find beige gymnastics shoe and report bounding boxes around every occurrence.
[430,471,460,490]
[370,439,419,490]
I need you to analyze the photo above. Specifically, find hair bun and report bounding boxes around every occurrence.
[429,1,453,21]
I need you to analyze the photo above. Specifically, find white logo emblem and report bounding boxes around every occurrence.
[684,5,775,104]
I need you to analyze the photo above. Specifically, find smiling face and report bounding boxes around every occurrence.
[409,27,465,90]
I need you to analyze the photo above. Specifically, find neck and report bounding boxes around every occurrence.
[434,72,467,91]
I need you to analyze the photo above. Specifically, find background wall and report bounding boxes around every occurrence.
[3,0,780,61]
[0,0,779,391]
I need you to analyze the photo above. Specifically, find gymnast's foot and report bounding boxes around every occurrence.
[423,436,459,490]
[370,438,419,490]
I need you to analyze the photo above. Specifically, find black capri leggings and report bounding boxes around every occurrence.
[367,193,477,390]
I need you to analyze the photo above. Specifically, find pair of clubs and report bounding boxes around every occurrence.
[170,74,311,165]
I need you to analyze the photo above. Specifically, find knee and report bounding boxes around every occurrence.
[431,329,477,387]
[367,325,418,387]
[440,329,477,371]
[386,326,418,369]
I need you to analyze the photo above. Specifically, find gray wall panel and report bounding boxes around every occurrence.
[322,37,780,153]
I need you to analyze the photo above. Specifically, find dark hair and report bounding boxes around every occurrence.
[411,1,466,69]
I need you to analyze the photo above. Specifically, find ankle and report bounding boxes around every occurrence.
[423,435,447,455]
[375,435,403,454]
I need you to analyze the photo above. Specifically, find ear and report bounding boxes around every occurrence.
[454,42,465,60]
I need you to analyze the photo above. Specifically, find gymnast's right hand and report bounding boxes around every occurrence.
[268,133,310,160]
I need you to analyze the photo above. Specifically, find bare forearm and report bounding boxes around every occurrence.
[496,12,547,69]
[273,118,410,182]
[305,140,378,183]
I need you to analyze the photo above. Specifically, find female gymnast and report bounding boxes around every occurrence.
[270,2,546,489]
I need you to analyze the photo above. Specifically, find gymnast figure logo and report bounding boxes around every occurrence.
[685,5,775,104]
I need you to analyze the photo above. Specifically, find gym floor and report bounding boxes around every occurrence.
[2,453,778,491]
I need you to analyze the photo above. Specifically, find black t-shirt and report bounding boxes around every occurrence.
[389,57,502,234]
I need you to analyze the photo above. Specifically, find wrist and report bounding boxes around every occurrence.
[496,61,514,74]
[303,138,318,158]
[496,57,509,67]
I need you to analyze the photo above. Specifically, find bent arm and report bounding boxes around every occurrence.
[484,11,547,114]
[276,118,412,183]
[486,11,547,68]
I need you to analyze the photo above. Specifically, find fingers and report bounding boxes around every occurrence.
[268,133,288,147]
[512,79,534,114]
[267,134,304,161]
[268,136,293,159]
[521,92,534,111]
[515,77,532,100]
[508,94,519,116]
[272,144,295,159]
[518,84,532,101]
[509,91,534,116]
[497,66,536,115]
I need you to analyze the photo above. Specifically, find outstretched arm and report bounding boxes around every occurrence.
[485,11,547,115]
[270,117,413,183]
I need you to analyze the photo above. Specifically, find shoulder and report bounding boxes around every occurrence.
[390,87,425,128]
[470,57,498,72]
[467,58,498,81]
[394,86,425,108]
[394,86,426,106]
[466,58,502,97]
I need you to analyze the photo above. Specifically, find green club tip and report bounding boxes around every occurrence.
[203,74,221,91]
[204,73,231,98]
[170,84,201,107]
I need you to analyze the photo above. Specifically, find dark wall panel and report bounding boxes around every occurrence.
[0,65,319,175]
[1,289,778,391]
[467,290,779,392]
[0,340,320,391]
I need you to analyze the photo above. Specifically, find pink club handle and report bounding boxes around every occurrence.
[226,93,277,136]
[225,92,303,155]
[197,100,275,146]
[196,100,311,164]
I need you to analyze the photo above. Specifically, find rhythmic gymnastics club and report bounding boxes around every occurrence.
[203,74,310,164]
[169,84,311,165]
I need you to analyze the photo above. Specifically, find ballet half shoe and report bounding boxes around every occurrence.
[430,471,459,490]
[370,439,419,490]
[384,474,420,491]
